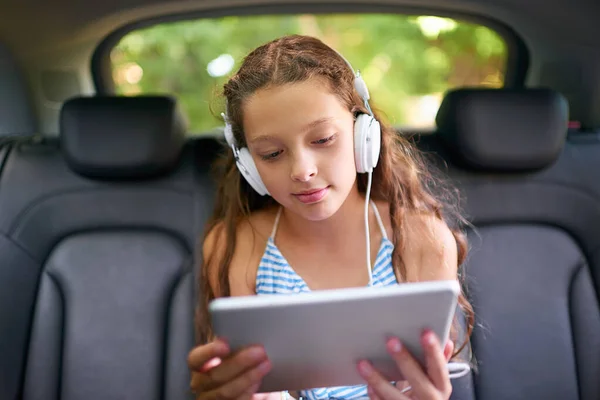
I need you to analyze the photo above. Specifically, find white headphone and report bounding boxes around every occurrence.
[222,52,381,196]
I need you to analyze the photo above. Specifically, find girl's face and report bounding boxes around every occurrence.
[242,77,359,221]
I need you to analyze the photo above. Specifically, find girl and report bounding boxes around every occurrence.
[188,34,474,400]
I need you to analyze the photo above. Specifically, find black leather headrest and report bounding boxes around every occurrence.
[435,88,569,172]
[60,96,186,179]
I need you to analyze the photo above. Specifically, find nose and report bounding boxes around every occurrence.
[290,152,317,182]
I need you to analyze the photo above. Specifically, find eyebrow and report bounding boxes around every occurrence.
[248,117,334,144]
[248,134,278,144]
[302,117,334,132]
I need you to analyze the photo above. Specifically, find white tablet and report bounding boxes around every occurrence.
[209,280,460,393]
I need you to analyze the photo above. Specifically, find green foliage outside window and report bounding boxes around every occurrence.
[111,14,507,134]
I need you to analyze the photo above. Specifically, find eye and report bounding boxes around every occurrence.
[313,134,336,145]
[260,150,282,161]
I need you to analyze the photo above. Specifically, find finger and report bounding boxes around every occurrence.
[188,340,231,370]
[394,381,412,395]
[190,358,222,392]
[386,337,438,399]
[241,383,261,400]
[422,331,452,395]
[201,360,271,400]
[358,361,410,400]
[202,357,223,372]
[443,339,454,362]
[367,385,383,400]
[195,346,268,392]
[190,372,205,394]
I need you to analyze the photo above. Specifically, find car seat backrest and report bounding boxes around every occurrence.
[424,88,600,400]
[0,95,209,400]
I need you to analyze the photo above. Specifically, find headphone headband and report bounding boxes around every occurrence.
[221,111,236,147]
[333,50,371,107]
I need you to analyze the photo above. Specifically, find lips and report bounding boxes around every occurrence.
[292,186,329,204]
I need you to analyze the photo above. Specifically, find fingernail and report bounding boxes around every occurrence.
[387,337,402,354]
[257,360,271,374]
[358,360,373,377]
[248,347,266,361]
[425,332,436,346]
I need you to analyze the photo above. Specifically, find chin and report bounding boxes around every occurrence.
[290,197,343,222]
[298,206,336,222]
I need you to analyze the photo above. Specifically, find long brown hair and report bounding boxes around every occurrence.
[196,34,474,359]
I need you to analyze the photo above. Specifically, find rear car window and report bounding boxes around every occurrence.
[110,14,508,134]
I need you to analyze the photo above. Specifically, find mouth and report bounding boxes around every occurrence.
[292,186,330,204]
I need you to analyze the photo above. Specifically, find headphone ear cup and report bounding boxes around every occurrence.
[354,113,381,173]
[237,147,270,196]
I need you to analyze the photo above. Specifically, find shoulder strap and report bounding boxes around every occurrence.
[270,207,283,240]
[370,200,388,240]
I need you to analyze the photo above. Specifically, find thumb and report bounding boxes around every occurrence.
[187,339,230,371]
[200,356,222,373]
[443,339,454,361]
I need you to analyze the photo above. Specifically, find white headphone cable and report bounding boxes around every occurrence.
[398,362,472,394]
[365,170,374,286]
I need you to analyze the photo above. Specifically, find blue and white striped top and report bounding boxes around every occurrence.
[255,201,398,400]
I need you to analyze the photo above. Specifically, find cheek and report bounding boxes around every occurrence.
[255,161,288,193]
[334,137,359,188]
[326,136,357,173]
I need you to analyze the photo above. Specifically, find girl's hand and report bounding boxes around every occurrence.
[357,331,454,400]
[188,339,272,400]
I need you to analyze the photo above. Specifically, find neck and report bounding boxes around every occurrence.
[279,183,372,247]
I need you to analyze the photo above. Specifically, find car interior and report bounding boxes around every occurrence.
[1,0,600,400]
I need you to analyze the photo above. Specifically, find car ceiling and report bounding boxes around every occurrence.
[1,0,598,53]
[1,0,600,133]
